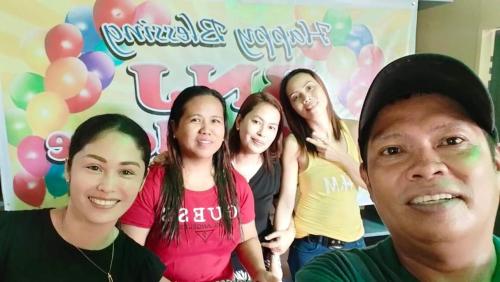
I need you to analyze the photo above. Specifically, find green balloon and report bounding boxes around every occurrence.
[323,8,352,46]
[9,72,44,110]
[6,110,32,146]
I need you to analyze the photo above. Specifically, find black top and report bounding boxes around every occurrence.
[0,209,165,282]
[249,161,281,238]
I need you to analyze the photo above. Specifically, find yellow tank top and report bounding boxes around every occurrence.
[294,121,364,242]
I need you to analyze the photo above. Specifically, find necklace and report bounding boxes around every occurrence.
[75,242,114,282]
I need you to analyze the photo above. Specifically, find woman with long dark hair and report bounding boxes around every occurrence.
[120,86,277,282]
[270,69,367,279]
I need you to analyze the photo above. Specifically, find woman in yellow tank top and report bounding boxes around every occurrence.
[264,68,367,280]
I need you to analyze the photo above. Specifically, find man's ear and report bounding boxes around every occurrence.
[360,162,372,195]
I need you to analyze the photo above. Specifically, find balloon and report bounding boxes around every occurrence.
[133,1,171,25]
[13,170,46,207]
[347,84,368,118]
[17,136,51,177]
[358,44,384,74]
[20,29,49,74]
[6,109,32,146]
[93,0,136,35]
[323,8,352,46]
[346,24,373,55]
[26,92,69,137]
[350,65,377,89]
[326,46,357,82]
[45,57,88,99]
[294,5,325,23]
[300,39,332,61]
[45,23,83,62]
[94,40,124,66]
[65,6,102,52]
[9,72,44,110]
[65,72,102,113]
[45,164,68,197]
[79,51,115,89]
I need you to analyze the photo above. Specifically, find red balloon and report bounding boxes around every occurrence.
[300,39,332,61]
[65,72,102,113]
[93,0,136,34]
[358,44,384,73]
[347,85,368,118]
[13,170,46,207]
[17,135,51,177]
[350,66,377,88]
[133,1,171,25]
[45,23,83,62]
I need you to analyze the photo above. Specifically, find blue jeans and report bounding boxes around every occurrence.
[288,236,365,281]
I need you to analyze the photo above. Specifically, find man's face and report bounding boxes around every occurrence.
[362,94,500,243]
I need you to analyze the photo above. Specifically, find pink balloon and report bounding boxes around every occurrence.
[45,57,88,99]
[65,72,102,113]
[13,170,46,207]
[350,66,377,88]
[358,44,384,73]
[300,40,332,61]
[17,135,51,177]
[93,0,136,34]
[134,1,171,25]
[347,85,369,118]
[45,23,83,62]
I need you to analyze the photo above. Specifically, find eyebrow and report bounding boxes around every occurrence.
[288,80,313,97]
[187,114,224,119]
[371,122,470,142]
[84,154,141,168]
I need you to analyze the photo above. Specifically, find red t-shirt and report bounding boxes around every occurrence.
[120,165,255,282]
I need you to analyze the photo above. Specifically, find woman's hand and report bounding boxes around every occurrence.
[253,269,281,282]
[261,228,295,255]
[306,131,347,164]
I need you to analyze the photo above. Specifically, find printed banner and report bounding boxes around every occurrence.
[0,0,417,210]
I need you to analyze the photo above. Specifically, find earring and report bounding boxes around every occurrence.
[236,127,239,131]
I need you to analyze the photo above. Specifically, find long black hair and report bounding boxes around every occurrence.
[159,86,237,241]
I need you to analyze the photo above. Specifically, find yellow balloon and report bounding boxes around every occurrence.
[26,91,69,137]
[327,46,357,83]
[20,29,49,75]
[295,6,325,23]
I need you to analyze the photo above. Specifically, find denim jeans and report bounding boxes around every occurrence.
[288,236,365,281]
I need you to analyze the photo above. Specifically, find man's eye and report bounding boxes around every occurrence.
[382,147,401,155]
[441,137,464,146]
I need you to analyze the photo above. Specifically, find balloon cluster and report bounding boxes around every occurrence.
[9,0,170,207]
[296,7,384,118]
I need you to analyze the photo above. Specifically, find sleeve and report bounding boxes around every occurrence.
[120,165,164,228]
[138,250,167,282]
[295,251,371,282]
[232,169,255,224]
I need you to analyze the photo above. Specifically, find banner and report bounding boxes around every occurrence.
[0,0,417,210]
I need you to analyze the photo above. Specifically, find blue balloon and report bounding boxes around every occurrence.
[45,164,68,198]
[345,24,373,55]
[65,6,102,52]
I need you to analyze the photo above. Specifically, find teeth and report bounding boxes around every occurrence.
[89,197,118,207]
[411,193,454,204]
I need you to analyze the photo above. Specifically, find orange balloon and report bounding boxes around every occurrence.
[26,92,69,137]
[45,57,88,99]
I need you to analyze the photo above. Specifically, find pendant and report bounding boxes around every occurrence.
[107,273,113,282]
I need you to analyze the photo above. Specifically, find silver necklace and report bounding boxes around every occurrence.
[75,242,114,282]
